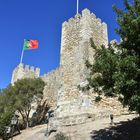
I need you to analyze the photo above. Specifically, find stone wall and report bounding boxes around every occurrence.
[41,67,63,106]
[11,63,40,85]
[50,87,128,126]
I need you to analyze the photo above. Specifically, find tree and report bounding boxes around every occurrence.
[30,99,50,126]
[87,40,120,97]
[87,0,140,113]
[113,0,140,113]
[5,78,45,128]
[0,91,15,140]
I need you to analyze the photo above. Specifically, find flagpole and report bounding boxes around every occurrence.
[77,0,79,14]
[20,40,25,64]
[20,49,24,64]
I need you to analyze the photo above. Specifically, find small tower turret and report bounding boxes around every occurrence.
[11,63,40,85]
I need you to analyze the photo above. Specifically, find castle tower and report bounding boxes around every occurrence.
[11,63,40,84]
[52,9,110,120]
[11,8,126,127]
[60,9,108,89]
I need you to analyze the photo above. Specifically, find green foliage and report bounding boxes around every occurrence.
[0,92,15,139]
[95,96,102,102]
[90,38,97,49]
[55,132,70,140]
[129,95,140,114]
[0,111,13,140]
[88,41,119,96]
[113,0,140,111]
[11,78,45,128]
[77,84,90,92]
[0,78,45,131]
[88,0,140,113]
[30,99,50,126]
[113,0,140,54]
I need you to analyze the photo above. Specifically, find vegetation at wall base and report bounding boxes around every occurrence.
[55,132,71,140]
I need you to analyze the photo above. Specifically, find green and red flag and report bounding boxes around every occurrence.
[23,39,38,50]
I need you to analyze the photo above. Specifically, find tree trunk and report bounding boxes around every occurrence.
[26,110,30,128]
[26,121,29,128]
[18,109,27,128]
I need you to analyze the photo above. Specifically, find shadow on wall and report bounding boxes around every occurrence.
[90,117,140,140]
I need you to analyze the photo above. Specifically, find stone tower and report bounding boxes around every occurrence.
[11,63,40,84]
[60,9,108,90]
[42,8,108,108]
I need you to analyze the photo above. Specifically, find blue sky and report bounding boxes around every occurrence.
[0,0,132,89]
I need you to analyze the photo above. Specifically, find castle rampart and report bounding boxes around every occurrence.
[11,63,40,84]
[42,67,63,106]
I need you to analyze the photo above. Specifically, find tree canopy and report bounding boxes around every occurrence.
[10,78,45,128]
[87,0,140,113]
[0,78,45,139]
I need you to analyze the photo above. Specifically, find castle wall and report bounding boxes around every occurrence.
[11,63,40,84]
[42,67,63,106]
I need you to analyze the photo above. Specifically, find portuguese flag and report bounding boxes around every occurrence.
[23,39,38,50]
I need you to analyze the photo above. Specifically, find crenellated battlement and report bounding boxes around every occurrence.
[18,64,40,74]
[62,9,107,32]
[11,63,40,84]
[61,9,108,54]
[24,64,40,73]
[42,67,62,83]
[42,68,59,80]
[62,14,81,28]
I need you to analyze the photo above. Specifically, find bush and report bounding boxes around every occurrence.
[55,132,70,140]
[95,96,102,102]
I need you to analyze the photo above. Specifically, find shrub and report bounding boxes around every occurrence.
[95,96,102,102]
[55,132,70,140]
